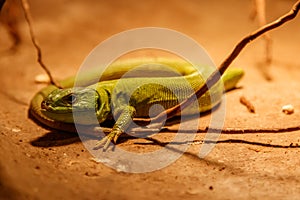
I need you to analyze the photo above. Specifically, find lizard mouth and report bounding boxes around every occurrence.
[41,89,101,113]
[40,100,73,113]
[41,101,49,110]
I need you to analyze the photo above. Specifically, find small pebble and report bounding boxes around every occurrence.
[282,104,294,115]
[12,128,21,133]
[34,74,50,84]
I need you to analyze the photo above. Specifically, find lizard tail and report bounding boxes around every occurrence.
[221,68,244,91]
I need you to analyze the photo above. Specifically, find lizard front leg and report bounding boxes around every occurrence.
[94,106,136,150]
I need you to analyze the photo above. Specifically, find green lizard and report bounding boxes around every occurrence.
[29,58,244,149]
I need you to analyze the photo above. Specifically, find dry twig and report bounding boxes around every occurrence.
[240,96,255,113]
[0,0,5,11]
[252,0,273,64]
[20,0,61,88]
[151,0,300,123]
[0,0,21,50]
[251,0,273,80]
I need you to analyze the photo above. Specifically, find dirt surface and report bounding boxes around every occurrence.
[1,0,300,199]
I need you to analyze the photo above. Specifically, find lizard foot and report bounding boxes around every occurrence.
[94,129,122,150]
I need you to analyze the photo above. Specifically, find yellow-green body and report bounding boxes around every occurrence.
[29,58,244,148]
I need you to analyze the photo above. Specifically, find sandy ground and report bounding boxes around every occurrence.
[1,0,300,199]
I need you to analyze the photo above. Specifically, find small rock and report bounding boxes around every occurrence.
[282,104,294,115]
[186,188,200,195]
[12,128,21,133]
[34,74,50,84]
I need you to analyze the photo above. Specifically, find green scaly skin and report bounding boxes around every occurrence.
[29,58,244,149]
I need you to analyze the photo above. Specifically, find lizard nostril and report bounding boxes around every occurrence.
[41,101,49,109]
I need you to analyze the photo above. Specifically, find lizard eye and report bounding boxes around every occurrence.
[64,94,77,104]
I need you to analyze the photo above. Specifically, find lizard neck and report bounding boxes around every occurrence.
[95,87,112,123]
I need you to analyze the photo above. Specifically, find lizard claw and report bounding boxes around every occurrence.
[94,136,112,151]
[113,134,119,144]
[93,129,122,151]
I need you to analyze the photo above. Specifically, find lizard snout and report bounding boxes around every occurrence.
[41,101,49,110]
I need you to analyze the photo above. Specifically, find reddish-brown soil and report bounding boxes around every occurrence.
[1,0,300,199]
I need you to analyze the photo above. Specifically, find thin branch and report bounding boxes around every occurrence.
[0,0,5,11]
[240,96,255,113]
[151,0,300,123]
[252,0,273,64]
[20,0,61,88]
[1,0,21,51]
[85,123,300,136]
[252,0,273,80]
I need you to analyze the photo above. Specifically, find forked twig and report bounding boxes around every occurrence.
[251,0,273,80]
[252,0,273,64]
[152,0,300,123]
[20,0,61,88]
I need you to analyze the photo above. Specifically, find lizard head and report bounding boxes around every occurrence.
[41,87,102,124]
